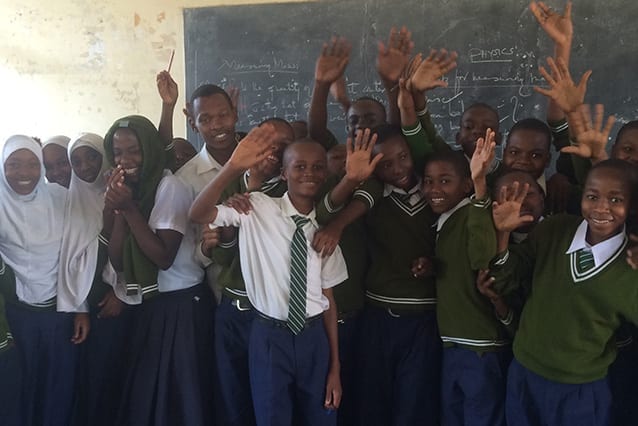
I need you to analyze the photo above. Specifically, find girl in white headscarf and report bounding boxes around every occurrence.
[42,135,72,188]
[58,133,135,426]
[0,135,88,426]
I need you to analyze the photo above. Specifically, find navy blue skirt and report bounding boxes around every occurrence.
[73,305,134,426]
[116,284,215,426]
[5,301,78,426]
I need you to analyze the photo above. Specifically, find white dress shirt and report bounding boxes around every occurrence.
[213,192,348,320]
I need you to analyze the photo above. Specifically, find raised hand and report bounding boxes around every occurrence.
[530,1,573,48]
[470,128,496,183]
[344,128,384,183]
[315,37,352,85]
[410,49,458,93]
[561,104,614,162]
[376,26,414,83]
[535,57,591,114]
[157,71,178,106]
[492,181,535,232]
[227,124,278,171]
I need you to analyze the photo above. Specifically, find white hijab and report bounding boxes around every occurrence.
[0,135,67,305]
[42,135,70,149]
[57,133,108,312]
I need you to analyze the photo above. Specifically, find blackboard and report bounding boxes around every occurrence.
[183,0,638,149]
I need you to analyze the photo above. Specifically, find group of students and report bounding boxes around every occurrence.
[1,2,638,426]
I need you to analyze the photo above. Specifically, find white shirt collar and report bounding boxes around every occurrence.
[279,192,318,228]
[383,177,422,197]
[195,145,224,176]
[435,197,471,232]
[566,219,626,267]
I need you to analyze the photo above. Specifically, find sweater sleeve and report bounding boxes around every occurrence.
[489,228,538,297]
[467,196,498,270]
[419,109,453,154]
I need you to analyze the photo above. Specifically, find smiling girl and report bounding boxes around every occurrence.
[103,116,214,426]
[0,135,87,426]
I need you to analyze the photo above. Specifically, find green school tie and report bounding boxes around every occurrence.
[288,215,310,335]
[576,248,595,273]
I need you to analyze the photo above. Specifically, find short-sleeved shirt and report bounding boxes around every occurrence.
[213,192,348,320]
[149,171,204,292]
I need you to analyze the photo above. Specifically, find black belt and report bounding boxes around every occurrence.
[255,311,323,330]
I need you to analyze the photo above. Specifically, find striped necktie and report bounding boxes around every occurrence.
[576,248,595,273]
[288,215,310,335]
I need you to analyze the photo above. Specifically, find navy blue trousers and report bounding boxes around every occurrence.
[5,302,78,426]
[356,306,441,426]
[215,296,256,426]
[506,357,611,426]
[249,314,335,426]
[440,346,510,426]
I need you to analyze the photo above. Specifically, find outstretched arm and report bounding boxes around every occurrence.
[157,71,179,146]
[376,27,413,125]
[308,37,351,148]
[469,128,496,199]
[530,1,574,122]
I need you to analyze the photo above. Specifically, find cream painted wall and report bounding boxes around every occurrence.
[0,0,302,143]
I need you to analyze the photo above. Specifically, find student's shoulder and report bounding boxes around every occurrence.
[157,171,193,201]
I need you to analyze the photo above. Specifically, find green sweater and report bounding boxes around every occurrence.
[213,174,288,303]
[316,178,372,315]
[436,199,505,351]
[355,178,438,313]
[490,214,638,383]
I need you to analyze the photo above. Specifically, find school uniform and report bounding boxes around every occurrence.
[212,191,348,426]
[115,169,214,426]
[353,177,441,426]
[57,133,134,426]
[490,215,638,426]
[0,135,76,426]
[434,197,510,426]
[608,324,638,426]
[316,176,370,426]
[212,172,287,426]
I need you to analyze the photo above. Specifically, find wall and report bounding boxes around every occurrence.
[0,0,303,142]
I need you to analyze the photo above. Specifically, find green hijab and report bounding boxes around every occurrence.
[104,115,173,299]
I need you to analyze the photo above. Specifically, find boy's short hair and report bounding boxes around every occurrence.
[370,124,404,145]
[189,84,233,108]
[425,150,471,179]
[282,139,326,168]
[259,117,294,133]
[492,169,545,197]
[506,118,552,151]
[462,102,499,121]
[615,120,638,144]
[353,96,386,110]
